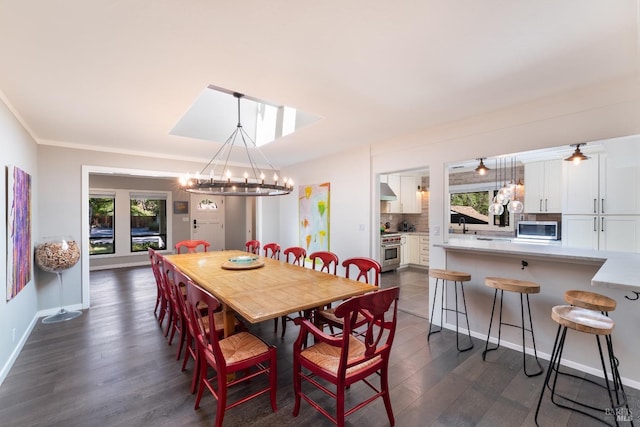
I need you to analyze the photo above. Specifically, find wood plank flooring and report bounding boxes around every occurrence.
[0,266,637,426]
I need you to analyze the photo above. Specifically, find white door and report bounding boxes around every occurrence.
[190,194,225,251]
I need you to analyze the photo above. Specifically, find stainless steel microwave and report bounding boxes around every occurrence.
[516,221,560,240]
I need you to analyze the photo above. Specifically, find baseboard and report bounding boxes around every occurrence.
[0,313,39,386]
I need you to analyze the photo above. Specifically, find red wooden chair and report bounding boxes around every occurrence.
[292,286,400,427]
[263,242,281,260]
[186,281,277,427]
[149,248,168,324]
[309,251,339,275]
[175,239,211,254]
[316,257,381,333]
[277,246,308,337]
[245,239,261,255]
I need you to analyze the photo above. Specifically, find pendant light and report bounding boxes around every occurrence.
[564,143,589,165]
[488,158,504,216]
[475,158,490,175]
[179,92,293,196]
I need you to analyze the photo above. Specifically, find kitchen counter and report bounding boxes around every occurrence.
[435,237,640,293]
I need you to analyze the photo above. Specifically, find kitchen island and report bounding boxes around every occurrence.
[433,237,640,388]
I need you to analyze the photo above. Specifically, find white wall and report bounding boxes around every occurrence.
[0,95,39,384]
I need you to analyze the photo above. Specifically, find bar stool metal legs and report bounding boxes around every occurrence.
[427,269,473,352]
[482,277,543,377]
[535,305,633,427]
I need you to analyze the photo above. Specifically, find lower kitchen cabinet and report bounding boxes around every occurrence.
[402,234,429,268]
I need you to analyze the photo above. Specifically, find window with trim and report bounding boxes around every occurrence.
[130,193,167,252]
[449,185,513,232]
[89,194,115,255]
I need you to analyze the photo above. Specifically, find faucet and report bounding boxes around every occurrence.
[458,217,468,234]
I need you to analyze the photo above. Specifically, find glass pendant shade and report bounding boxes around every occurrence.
[488,198,504,215]
[508,199,524,214]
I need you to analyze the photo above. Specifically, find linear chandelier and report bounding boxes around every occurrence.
[179,92,293,196]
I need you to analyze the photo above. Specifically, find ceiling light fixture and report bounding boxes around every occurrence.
[564,143,589,165]
[475,158,490,175]
[179,92,293,196]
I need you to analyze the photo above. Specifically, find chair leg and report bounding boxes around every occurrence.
[454,281,473,352]
[269,349,278,412]
[522,294,543,377]
[381,364,395,425]
[281,315,287,338]
[215,378,227,427]
[482,289,502,360]
[336,383,346,427]
[273,317,278,334]
[534,324,563,425]
[292,356,302,416]
[427,279,442,340]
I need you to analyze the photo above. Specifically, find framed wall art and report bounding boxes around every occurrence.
[298,182,330,255]
[7,165,32,301]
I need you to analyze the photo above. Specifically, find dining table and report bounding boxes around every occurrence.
[163,249,379,337]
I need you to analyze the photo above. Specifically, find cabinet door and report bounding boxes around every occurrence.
[562,215,598,250]
[418,235,429,266]
[387,174,402,213]
[400,176,422,214]
[400,235,408,266]
[407,235,420,264]
[563,157,600,214]
[600,154,640,215]
[524,161,545,213]
[543,160,563,213]
[600,216,640,253]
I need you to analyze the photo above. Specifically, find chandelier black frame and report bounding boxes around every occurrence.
[179,92,293,196]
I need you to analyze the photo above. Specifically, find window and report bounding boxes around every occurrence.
[130,194,167,252]
[449,185,513,232]
[89,195,115,255]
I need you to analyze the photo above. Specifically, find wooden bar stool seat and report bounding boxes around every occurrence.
[535,305,632,426]
[564,290,616,313]
[482,277,543,377]
[427,269,473,352]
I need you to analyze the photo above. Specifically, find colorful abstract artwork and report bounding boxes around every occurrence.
[7,165,32,301]
[298,182,330,255]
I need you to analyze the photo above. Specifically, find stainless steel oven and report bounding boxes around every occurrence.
[380,233,401,272]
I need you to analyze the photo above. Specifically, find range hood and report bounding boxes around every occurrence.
[380,182,397,201]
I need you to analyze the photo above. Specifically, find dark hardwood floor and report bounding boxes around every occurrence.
[0,266,637,426]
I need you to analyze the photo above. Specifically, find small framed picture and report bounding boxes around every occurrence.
[173,201,189,214]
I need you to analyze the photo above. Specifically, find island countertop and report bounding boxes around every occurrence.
[435,237,640,293]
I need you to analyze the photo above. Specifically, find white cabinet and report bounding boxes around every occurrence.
[385,174,422,214]
[406,235,420,265]
[400,176,422,214]
[563,215,640,252]
[524,160,562,213]
[403,234,428,267]
[418,235,429,266]
[564,153,640,215]
[400,235,408,266]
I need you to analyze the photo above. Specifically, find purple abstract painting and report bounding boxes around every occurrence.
[7,165,32,301]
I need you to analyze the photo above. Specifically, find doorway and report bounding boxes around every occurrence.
[190,194,225,250]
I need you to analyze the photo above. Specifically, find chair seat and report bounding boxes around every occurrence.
[564,290,616,312]
[429,269,471,282]
[218,331,271,365]
[551,305,615,335]
[301,334,380,376]
[485,276,540,294]
[317,308,366,327]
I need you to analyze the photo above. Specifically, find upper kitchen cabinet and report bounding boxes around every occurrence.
[382,174,421,214]
[564,153,640,215]
[523,159,562,213]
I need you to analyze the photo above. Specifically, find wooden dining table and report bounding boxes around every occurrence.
[163,250,379,337]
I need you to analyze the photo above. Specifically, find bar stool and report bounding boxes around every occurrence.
[482,277,543,377]
[427,269,473,352]
[565,290,616,314]
[535,305,632,426]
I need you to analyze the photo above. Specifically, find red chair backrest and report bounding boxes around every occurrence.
[284,246,306,265]
[245,239,261,255]
[175,239,210,254]
[309,251,339,275]
[149,248,164,287]
[263,243,281,260]
[342,257,381,286]
[185,280,225,365]
[334,286,399,364]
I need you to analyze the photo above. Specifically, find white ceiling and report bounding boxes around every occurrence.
[0,1,638,168]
